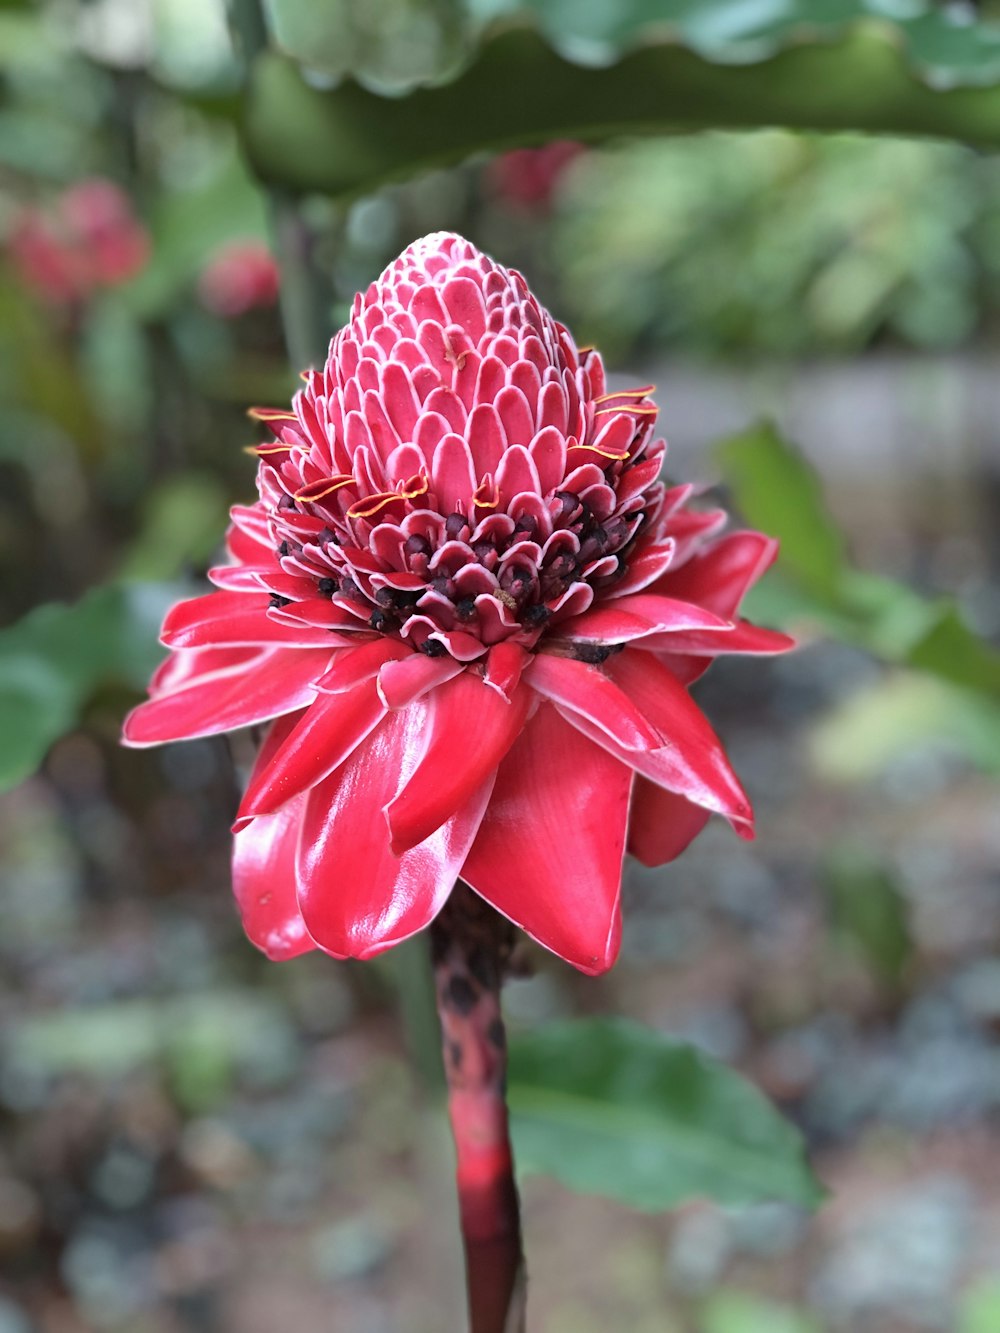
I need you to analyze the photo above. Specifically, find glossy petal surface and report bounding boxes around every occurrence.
[462,704,632,975]
[296,704,494,958]
[627,778,711,868]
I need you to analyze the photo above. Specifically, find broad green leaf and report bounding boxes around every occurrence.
[700,1290,823,1333]
[716,423,844,596]
[0,582,177,791]
[810,673,1000,780]
[961,1278,1000,1333]
[242,18,1000,198]
[718,424,1000,702]
[824,847,913,986]
[262,0,468,90]
[507,1018,821,1210]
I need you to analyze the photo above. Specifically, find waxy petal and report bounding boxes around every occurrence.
[605,649,752,831]
[385,673,531,853]
[527,652,662,751]
[295,706,493,958]
[462,704,632,974]
[627,778,711,868]
[123,648,331,746]
[232,714,314,961]
[235,680,388,827]
[161,591,343,650]
[559,593,731,645]
[232,796,315,961]
[377,651,464,709]
[658,531,779,615]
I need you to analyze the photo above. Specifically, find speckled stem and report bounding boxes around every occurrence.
[430,885,525,1333]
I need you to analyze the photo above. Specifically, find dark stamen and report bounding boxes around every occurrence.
[269,594,292,609]
[318,577,338,596]
[421,639,448,657]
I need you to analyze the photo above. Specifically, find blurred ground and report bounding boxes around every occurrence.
[2,360,999,1333]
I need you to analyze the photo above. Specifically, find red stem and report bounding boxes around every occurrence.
[431,886,525,1333]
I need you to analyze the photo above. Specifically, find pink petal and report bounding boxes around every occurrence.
[295,707,492,958]
[640,621,796,657]
[235,681,388,827]
[385,674,531,853]
[627,778,711,868]
[603,650,753,831]
[559,593,731,645]
[148,646,258,699]
[526,653,663,751]
[659,531,779,615]
[232,715,314,960]
[232,795,315,960]
[161,591,342,650]
[122,648,331,747]
[432,433,477,513]
[607,541,676,598]
[461,704,632,975]
[314,637,408,693]
[377,652,464,709]
[483,641,529,700]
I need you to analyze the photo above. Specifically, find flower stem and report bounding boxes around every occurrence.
[430,886,525,1333]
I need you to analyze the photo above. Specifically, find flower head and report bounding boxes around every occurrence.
[123,233,792,974]
[7,178,149,307]
[198,240,281,318]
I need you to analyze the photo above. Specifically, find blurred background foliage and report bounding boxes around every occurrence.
[2,1,1000,1330]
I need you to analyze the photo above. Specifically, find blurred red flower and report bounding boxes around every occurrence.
[198,240,281,318]
[123,232,791,974]
[7,178,149,307]
[486,141,585,212]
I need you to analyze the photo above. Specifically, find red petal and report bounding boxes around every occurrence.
[560,593,730,644]
[232,716,314,961]
[657,531,778,615]
[295,706,492,959]
[122,648,331,747]
[377,652,464,709]
[608,541,677,598]
[314,637,408,693]
[232,797,315,960]
[526,653,662,751]
[148,646,257,698]
[385,674,531,853]
[641,620,796,657]
[483,641,529,700]
[461,704,632,975]
[161,591,342,650]
[601,650,752,830]
[627,778,711,867]
[235,681,387,828]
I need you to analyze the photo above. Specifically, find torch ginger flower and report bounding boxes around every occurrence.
[123,232,792,974]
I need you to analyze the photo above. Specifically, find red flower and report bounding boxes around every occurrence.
[7,178,149,307]
[198,241,281,318]
[487,141,585,213]
[123,233,792,974]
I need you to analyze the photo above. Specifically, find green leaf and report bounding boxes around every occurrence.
[810,673,1000,781]
[507,1018,821,1211]
[961,1278,1000,1333]
[717,423,1000,705]
[716,422,844,596]
[0,582,177,791]
[262,0,468,90]
[700,1290,823,1333]
[242,15,1000,198]
[824,846,913,986]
